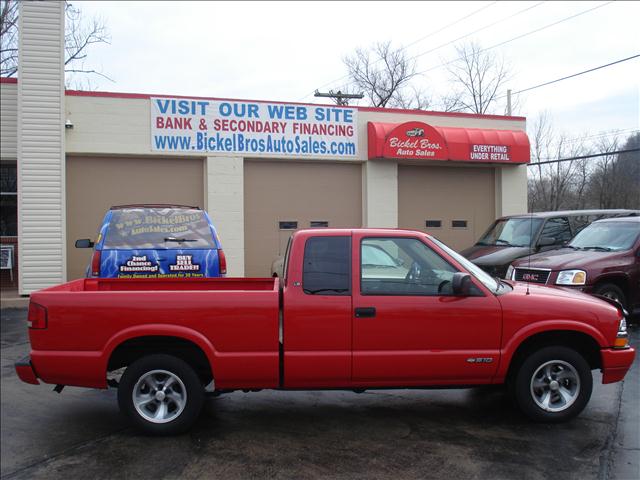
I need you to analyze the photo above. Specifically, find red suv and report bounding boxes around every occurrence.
[508,217,640,316]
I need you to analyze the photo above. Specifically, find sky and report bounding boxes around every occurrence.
[73,0,639,142]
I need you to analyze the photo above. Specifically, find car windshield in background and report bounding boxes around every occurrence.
[430,237,500,294]
[569,221,640,251]
[103,208,216,249]
[477,218,543,247]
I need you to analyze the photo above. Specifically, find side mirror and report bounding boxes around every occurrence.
[75,238,94,248]
[452,272,473,296]
[537,236,555,248]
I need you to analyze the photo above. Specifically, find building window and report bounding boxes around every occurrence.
[425,220,442,228]
[0,164,17,237]
[452,220,468,229]
[279,221,298,230]
[310,221,329,228]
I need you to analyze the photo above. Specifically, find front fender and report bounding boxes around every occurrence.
[495,320,607,381]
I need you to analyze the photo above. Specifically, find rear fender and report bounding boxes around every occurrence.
[102,324,218,375]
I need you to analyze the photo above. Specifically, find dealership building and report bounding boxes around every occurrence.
[0,1,529,295]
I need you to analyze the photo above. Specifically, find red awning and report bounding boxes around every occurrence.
[368,121,530,164]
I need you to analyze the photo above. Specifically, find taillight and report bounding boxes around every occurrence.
[28,303,47,329]
[218,249,227,275]
[90,250,101,276]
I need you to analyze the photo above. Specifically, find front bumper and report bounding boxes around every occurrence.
[15,355,39,385]
[601,347,636,384]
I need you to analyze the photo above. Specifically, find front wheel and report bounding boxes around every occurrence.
[513,346,592,423]
[593,283,627,310]
[118,354,204,435]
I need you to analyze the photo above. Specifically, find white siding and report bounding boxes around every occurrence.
[205,156,244,276]
[18,1,65,294]
[0,82,18,160]
[362,160,398,228]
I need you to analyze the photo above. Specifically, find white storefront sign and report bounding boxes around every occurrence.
[151,97,358,157]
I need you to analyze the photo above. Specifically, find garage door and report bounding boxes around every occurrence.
[66,156,204,280]
[244,161,362,277]
[398,165,495,251]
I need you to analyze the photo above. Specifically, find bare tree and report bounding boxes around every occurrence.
[615,133,640,208]
[0,0,111,84]
[343,41,419,108]
[586,135,635,209]
[64,2,111,83]
[0,0,18,76]
[391,85,432,110]
[446,41,510,114]
[528,113,585,212]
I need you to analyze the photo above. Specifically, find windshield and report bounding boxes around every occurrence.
[478,218,543,247]
[569,221,639,251]
[103,208,216,249]
[430,237,500,293]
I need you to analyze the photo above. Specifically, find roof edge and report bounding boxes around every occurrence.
[2,77,526,120]
[65,87,527,121]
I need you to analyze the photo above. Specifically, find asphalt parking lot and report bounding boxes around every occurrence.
[1,308,638,480]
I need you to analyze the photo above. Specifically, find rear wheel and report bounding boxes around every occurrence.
[118,354,204,435]
[514,346,592,423]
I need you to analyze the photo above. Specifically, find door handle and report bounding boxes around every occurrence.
[355,307,376,318]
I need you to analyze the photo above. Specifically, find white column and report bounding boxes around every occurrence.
[495,165,528,217]
[362,160,398,228]
[205,156,244,276]
[18,1,66,294]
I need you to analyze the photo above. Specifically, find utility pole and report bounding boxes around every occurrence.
[506,89,512,116]
[314,90,364,106]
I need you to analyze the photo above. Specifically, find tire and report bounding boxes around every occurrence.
[513,346,592,423]
[593,283,627,309]
[118,354,204,435]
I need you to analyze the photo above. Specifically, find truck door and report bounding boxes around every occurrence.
[351,232,502,386]
[282,234,353,388]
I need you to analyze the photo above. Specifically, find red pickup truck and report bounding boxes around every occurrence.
[16,229,635,435]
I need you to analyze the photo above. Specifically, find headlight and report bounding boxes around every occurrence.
[618,317,627,335]
[556,270,586,285]
[614,318,629,348]
[505,265,514,280]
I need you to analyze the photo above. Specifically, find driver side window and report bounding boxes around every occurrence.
[361,237,458,296]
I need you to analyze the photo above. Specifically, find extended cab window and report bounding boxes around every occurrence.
[302,236,350,295]
[361,238,457,296]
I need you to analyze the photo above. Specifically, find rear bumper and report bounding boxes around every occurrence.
[601,347,636,384]
[15,356,39,385]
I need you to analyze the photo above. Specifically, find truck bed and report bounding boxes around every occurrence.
[28,277,280,390]
[41,277,277,292]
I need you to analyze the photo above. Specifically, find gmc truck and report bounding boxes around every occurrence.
[15,229,635,435]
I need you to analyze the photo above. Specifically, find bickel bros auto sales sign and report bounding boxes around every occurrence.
[367,120,530,164]
[151,97,358,158]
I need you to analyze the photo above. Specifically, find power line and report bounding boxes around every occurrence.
[403,1,499,51]
[417,1,613,76]
[528,148,639,166]
[543,129,640,148]
[295,1,503,101]
[301,0,610,105]
[410,1,545,63]
[504,54,640,98]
